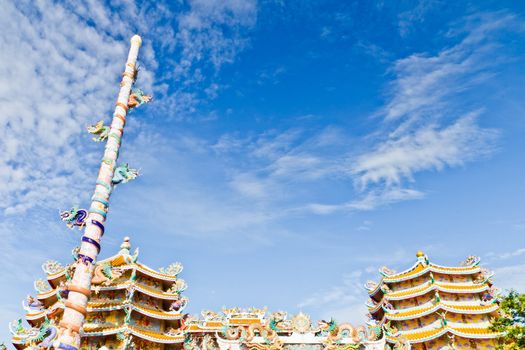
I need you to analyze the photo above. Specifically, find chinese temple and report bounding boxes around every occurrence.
[10,237,385,350]
[365,251,502,350]
[4,35,505,350]
[11,238,188,350]
[184,308,385,349]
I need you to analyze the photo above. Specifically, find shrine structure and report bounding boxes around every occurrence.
[365,252,502,350]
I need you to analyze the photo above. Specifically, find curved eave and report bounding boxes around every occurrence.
[384,282,488,301]
[92,282,130,291]
[390,326,501,344]
[46,269,66,282]
[382,263,480,284]
[135,263,180,282]
[134,283,182,300]
[81,325,184,344]
[368,300,383,314]
[382,261,423,283]
[384,303,499,321]
[25,301,64,321]
[366,279,384,297]
[132,305,183,320]
[96,253,132,267]
[87,302,183,320]
[37,288,57,300]
[185,322,224,332]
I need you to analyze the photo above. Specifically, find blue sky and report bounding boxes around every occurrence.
[1,0,525,342]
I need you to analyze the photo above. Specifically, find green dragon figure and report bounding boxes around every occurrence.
[128,89,152,109]
[87,120,110,142]
[112,163,139,185]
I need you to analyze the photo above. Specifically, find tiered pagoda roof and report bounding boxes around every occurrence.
[11,237,188,350]
[365,251,502,350]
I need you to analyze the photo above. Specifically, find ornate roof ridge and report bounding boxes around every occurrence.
[81,324,185,343]
[389,324,502,344]
[377,253,482,284]
[382,301,499,321]
[377,281,489,302]
[135,262,183,281]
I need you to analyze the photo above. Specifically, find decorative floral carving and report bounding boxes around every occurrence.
[380,266,396,276]
[34,279,52,294]
[291,312,311,333]
[460,255,481,267]
[159,262,183,276]
[202,310,222,321]
[364,280,378,291]
[42,260,64,275]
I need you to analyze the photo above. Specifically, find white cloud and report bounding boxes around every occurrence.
[493,264,525,293]
[0,0,139,215]
[351,112,498,188]
[298,271,369,325]
[174,0,257,75]
[0,0,257,215]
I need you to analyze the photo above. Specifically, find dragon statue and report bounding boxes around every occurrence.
[9,318,58,349]
[91,263,124,285]
[460,255,481,267]
[87,120,110,142]
[317,319,338,336]
[481,286,501,304]
[166,279,187,294]
[168,296,189,312]
[128,89,152,109]
[59,207,88,229]
[112,163,139,185]
[268,311,292,332]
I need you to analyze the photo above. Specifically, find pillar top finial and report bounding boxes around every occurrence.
[131,35,142,46]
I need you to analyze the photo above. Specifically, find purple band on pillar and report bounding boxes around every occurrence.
[77,254,94,265]
[91,219,105,236]
[82,236,101,253]
[58,343,78,350]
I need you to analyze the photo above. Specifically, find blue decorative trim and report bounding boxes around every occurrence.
[91,197,109,207]
[109,133,121,142]
[89,207,107,219]
[96,180,112,191]
[82,236,101,253]
[77,254,94,265]
[91,219,105,236]
[58,343,78,350]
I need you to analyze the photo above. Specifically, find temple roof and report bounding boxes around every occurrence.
[365,253,483,296]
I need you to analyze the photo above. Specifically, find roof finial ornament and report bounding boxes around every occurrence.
[416,250,429,266]
[120,236,131,254]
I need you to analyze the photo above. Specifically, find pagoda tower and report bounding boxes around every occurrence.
[365,252,502,350]
[11,237,188,350]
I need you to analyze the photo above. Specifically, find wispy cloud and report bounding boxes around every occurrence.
[0,0,257,215]
[351,112,498,188]
[298,271,369,325]
[308,12,516,212]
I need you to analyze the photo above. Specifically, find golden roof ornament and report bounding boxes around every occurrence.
[291,312,311,333]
